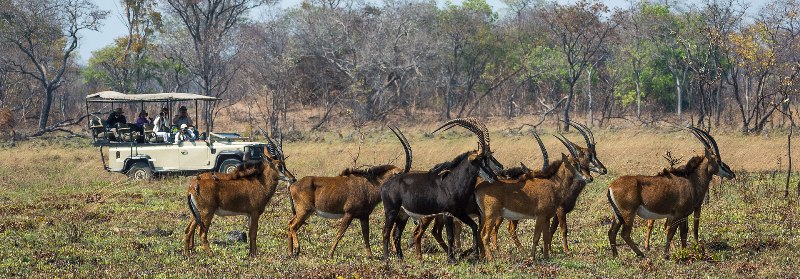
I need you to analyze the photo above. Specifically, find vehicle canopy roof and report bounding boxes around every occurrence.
[86,91,220,103]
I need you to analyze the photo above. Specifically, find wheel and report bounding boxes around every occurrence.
[218,158,242,174]
[127,162,153,180]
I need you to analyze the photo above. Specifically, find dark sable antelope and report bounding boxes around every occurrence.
[381,118,501,263]
[607,127,735,259]
[287,126,411,258]
[476,132,593,261]
[184,139,296,257]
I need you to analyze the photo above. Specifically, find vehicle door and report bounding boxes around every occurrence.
[178,140,212,170]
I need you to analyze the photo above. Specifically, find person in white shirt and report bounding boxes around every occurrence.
[153,108,170,142]
[175,124,195,143]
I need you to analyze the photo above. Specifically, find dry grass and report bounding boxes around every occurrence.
[0,128,798,278]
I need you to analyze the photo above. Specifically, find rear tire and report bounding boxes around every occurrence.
[219,158,242,174]
[127,162,153,180]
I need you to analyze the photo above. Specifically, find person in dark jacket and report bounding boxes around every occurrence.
[106,107,127,128]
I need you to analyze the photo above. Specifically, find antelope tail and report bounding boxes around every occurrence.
[188,193,206,232]
[607,189,624,226]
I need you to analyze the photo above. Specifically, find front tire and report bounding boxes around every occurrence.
[127,162,153,180]
[219,158,242,174]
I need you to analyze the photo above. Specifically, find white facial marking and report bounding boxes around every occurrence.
[315,210,344,219]
[636,206,673,220]
[501,208,535,220]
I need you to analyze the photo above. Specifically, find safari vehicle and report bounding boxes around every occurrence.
[86,91,269,180]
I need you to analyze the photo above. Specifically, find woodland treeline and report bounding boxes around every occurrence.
[1,0,799,138]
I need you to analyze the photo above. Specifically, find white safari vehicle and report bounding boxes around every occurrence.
[86,91,269,180]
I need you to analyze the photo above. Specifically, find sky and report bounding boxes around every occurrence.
[76,0,767,65]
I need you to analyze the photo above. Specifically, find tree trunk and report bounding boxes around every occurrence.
[38,87,54,131]
[587,67,593,127]
[563,81,575,131]
[786,123,793,199]
[635,71,642,120]
[675,75,683,116]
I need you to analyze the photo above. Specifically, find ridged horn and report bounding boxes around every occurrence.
[687,126,712,154]
[555,133,580,160]
[264,135,281,160]
[389,125,412,173]
[690,126,721,161]
[532,129,549,171]
[563,120,593,148]
[432,117,489,156]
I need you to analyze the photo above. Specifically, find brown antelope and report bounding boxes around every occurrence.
[476,132,593,261]
[540,121,606,254]
[183,140,296,257]
[607,127,735,259]
[287,126,411,258]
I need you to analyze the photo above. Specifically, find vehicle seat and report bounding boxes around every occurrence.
[144,124,163,143]
[90,116,111,143]
[115,123,134,142]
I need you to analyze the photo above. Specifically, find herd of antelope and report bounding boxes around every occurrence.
[182,118,735,263]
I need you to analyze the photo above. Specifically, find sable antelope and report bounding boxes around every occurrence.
[476,132,593,261]
[421,121,604,257]
[287,126,411,258]
[183,140,296,257]
[381,118,501,263]
[540,121,607,254]
[607,127,735,259]
[408,131,550,260]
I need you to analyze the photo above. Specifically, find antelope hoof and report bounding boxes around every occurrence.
[447,257,457,264]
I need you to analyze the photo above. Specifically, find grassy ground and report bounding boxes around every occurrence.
[1,127,799,278]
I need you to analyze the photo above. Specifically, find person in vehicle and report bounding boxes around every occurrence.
[173,106,193,127]
[153,108,170,142]
[106,107,127,128]
[135,111,152,131]
[175,124,195,143]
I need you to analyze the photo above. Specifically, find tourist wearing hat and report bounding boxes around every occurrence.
[172,106,193,127]
[175,123,195,142]
[106,107,127,128]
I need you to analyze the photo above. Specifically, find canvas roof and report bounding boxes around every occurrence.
[86,91,220,103]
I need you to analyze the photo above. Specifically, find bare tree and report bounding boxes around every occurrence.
[0,0,107,131]
[542,0,615,131]
[162,0,269,130]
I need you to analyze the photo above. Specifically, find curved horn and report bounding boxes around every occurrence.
[532,130,549,171]
[576,121,596,145]
[389,126,412,173]
[555,133,580,160]
[433,118,489,156]
[687,126,712,153]
[564,120,593,148]
[278,130,285,161]
[691,126,721,159]
[264,136,280,160]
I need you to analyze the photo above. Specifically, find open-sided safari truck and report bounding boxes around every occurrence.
[86,91,267,180]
